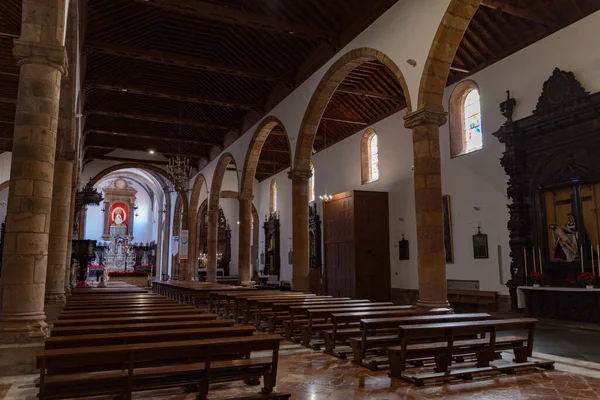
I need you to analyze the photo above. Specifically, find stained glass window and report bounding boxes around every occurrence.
[463,89,482,153]
[369,134,379,181]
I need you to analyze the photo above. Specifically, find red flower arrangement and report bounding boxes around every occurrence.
[88,264,105,270]
[108,271,149,277]
[577,272,595,285]
[530,271,543,283]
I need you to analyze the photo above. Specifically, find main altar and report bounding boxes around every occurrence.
[493,68,600,322]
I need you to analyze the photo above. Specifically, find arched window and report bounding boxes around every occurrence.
[449,80,483,158]
[269,179,277,213]
[361,128,379,184]
[309,164,315,203]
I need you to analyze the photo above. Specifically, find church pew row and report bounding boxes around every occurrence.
[386,318,554,386]
[267,299,371,333]
[152,281,257,306]
[63,304,191,312]
[225,292,313,320]
[348,313,491,370]
[57,307,205,320]
[37,335,288,400]
[50,319,237,337]
[298,305,415,347]
[321,308,450,357]
[53,313,218,328]
[242,295,337,326]
[45,326,256,349]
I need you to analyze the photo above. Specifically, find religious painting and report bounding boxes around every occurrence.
[544,183,600,263]
[399,236,409,260]
[442,195,454,263]
[109,201,129,236]
[472,227,489,259]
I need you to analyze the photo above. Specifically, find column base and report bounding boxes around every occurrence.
[0,341,44,376]
[0,313,48,344]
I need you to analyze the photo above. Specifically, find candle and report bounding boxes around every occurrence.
[532,246,537,273]
[580,245,584,273]
[523,247,528,282]
[538,247,543,275]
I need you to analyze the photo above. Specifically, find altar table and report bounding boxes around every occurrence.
[518,286,600,323]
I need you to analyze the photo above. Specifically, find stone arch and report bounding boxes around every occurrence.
[240,116,292,199]
[417,0,481,111]
[206,153,237,282]
[187,173,207,279]
[294,47,411,171]
[89,163,169,186]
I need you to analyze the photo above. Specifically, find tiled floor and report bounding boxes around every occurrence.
[3,341,600,400]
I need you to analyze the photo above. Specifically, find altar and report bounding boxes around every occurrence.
[518,286,600,323]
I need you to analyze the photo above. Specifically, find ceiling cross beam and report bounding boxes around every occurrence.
[0,96,16,104]
[334,85,404,103]
[480,0,555,25]
[86,110,237,130]
[128,0,335,43]
[85,129,220,146]
[84,154,169,165]
[321,116,368,126]
[86,82,258,111]
[84,144,205,159]
[85,41,288,82]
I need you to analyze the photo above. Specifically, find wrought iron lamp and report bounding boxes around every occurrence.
[166,156,191,193]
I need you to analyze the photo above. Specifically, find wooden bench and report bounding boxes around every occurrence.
[63,302,185,311]
[299,305,412,346]
[46,326,256,349]
[57,308,203,320]
[387,318,554,385]
[245,296,334,327]
[349,313,491,370]
[53,313,218,327]
[447,289,498,312]
[37,335,287,400]
[50,318,236,336]
[322,308,446,356]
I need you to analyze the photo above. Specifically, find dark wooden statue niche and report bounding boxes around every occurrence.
[493,68,600,312]
[263,211,281,278]
[198,205,232,276]
[309,203,323,294]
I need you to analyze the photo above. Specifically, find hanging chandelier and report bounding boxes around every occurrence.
[166,156,190,193]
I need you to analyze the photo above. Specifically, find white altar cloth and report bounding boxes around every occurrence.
[517,286,600,308]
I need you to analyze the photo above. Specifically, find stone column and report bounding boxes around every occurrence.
[206,199,219,283]
[64,183,76,296]
[180,209,192,281]
[288,169,311,292]
[237,195,253,283]
[44,154,74,320]
[0,0,68,375]
[404,108,450,309]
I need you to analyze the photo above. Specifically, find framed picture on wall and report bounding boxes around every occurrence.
[442,195,454,263]
[472,227,489,259]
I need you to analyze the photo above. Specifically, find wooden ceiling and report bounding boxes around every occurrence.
[0,0,599,181]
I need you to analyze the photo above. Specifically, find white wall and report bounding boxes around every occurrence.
[220,197,239,275]
[249,10,600,294]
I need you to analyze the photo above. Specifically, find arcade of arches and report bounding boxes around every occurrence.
[1,0,600,397]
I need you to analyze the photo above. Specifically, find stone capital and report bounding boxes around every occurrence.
[404,108,447,129]
[13,40,68,76]
[288,168,312,181]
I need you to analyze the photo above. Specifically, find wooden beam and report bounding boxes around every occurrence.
[0,96,16,104]
[0,71,19,78]
[85,129,220,146]
[86,110,237,130]
[480,0,554,25]
[321,116,368,126]
[84,144,205,159]
[450,66,470,74]
[0,31,18,39]
[335,86,404,103]
[260,148,290,154]
[128,0,334,42]
[85,155,169,165]
[257,160,288,166]
[86,82,257,111]
[86,41,287,82]
[0,120,14,125]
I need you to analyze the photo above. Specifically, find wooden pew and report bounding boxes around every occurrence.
[386,318,554,385]
[62,304,191,313]
[53,313,217,328]
[447,289,498,312]
[46,326,256,349]
[322,308,446,356]
[245,295,335,327]
[231,293,314,321]
[298,304,412,346]
[57,308,204,320]
[349,313,491,370]
[37,335,287,400]
[50,319,236,337]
